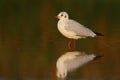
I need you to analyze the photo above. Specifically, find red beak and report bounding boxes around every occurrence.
[54,16,59,19]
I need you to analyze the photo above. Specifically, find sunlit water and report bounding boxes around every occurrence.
[0,0,120,80]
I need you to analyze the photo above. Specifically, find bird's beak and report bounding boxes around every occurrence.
[54,16,59,19]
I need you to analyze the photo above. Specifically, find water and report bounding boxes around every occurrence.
[0,0,120,80]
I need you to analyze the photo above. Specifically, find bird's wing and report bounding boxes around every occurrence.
[65,52,95,72]
[64,20,96,37]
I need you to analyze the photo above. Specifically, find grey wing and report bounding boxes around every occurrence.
[65,20,96,37]
[65,52,95,72]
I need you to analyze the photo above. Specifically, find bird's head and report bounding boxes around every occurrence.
[55,11,69,20]
[56,69,67,79]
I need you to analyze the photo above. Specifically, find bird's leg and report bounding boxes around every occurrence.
[68,39,73,51]
[73,39,77,51]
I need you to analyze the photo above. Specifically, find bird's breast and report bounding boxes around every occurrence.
[57,20,79,39]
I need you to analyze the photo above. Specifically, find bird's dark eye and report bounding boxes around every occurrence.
[61,14,63,16]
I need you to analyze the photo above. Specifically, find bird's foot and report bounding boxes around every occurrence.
[68,48,76,52]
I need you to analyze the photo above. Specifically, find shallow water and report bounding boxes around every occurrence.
[0,0,120,80]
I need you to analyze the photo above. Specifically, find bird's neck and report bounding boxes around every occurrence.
[59,18,68,21]
[58,19,68,23]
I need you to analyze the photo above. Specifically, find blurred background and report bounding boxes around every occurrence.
[0,0,120,80]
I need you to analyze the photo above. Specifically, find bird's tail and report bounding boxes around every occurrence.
[94,32,104,36]
[94,55,103,60]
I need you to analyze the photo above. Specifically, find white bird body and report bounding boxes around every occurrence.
[55,11,103,51]
[56,51,98,79]
[56,12,96,39]
[58,19,96,39]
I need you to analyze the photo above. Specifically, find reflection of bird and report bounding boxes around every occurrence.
[55,11,103,51]
[56,51,102,79]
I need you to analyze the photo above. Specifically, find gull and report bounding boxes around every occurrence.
[55,11,103,51]
[56,51,102,79]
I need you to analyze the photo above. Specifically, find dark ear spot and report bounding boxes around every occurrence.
[65,16,66,18]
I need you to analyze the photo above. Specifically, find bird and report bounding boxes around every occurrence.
[55,11,104,51]
[56,51,102,79]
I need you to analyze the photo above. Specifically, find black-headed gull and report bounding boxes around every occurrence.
[55,11,103,51]
[56,51,102,79]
